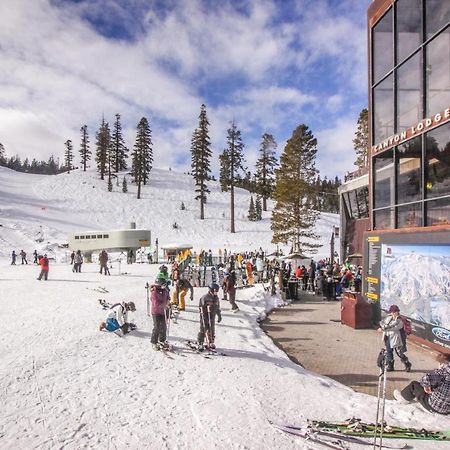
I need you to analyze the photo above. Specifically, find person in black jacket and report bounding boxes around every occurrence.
[197,283,222,350]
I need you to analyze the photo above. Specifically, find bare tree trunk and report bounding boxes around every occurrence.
[230,185,235,233]
[200,189,205,220]
[263,195,267,212]
[137,180,141,199]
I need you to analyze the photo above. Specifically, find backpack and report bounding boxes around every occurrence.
[400,316,412,335]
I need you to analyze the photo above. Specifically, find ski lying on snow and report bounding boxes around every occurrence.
[272,424,348,450]
[185,341,227,357]
[87,286,109,294]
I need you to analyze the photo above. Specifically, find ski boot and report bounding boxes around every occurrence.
[404,361,412,372]
[152,343,159,351]
[208,343,216,350]
[197,343,204,352]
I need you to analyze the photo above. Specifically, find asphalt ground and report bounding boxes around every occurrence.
[261,289,440,400]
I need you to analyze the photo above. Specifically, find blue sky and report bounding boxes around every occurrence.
[0,0,371,178]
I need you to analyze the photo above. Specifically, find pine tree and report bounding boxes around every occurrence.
[95,118,110,180]
[353,108,369,168]
[248,196,256,221]
[111,113,128,172]
[122,176,128,193]
[255,133,278,211]
[255,195,262,220]
[271,124,321,254]
[107,175,113,192]
[64,139,74,173]
[220,120,246,233]
[190,104,212,219]
[0,142,6,165]
[79,125,91,171]
[132,117,153,199]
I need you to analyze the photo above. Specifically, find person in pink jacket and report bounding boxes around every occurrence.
[150,278,170,350]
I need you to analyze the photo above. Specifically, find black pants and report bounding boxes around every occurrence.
[151,314,167,344]
[384,336,410,368]
[38,269,48,280]
[228,290,239,310]
[198,313,215,345]
[401,381,433,412]
[100,264,110,275]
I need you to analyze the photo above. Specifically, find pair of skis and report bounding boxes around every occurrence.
[185,340,226,358]
[87,286,109,294]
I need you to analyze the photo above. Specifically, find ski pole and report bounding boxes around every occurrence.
[373,350,387,450]
[166,305,171,342]
[200,306,211,348]
[145,283,150,317]
[378,360,388,450]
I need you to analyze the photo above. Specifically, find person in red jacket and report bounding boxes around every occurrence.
[37,254,49,280]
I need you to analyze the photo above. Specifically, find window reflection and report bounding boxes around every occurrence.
[374,150,394,208]
[397,202,423,228]
[397,136,422,204]
[426,197,450,225]
[374,74,394,143]
[373,8,393,84]
[356,186,369,218]
[426,0,450,39]
[397,52,422,132]
[426,30,450,116]
[397,0,422,64]
[425,123,450,199]
[374,208,395,230]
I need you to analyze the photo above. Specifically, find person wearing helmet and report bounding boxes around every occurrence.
[197,283,222,351]
[157,265,170,284]
[223,270,239,312]
[377,304,411,372]
[99,301,136,334]
[150,278,170,350]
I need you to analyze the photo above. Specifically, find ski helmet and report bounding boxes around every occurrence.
[155,277,167,286]
[159,265,167,272]
[126,301,136,312]
[208,283,220,292]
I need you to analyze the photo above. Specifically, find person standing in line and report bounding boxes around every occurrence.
[20,250,28,264]
[37,254,49,280]
[394,353,450,415]
[99,250,110,275]
[378,304,412,372]
[255,256,265,283]
[33,250,38,264]
[73,250,83,273]
[173,278,194,311]
[223,270,239,312]
[197,283,222,351]
[149,278,170,350]
[11,250,17,265]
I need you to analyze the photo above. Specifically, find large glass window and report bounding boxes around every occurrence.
[397,136,422,204]
[374,149,394,208]
[373,74,394,143]
[374,208,395,230]
[425,122,450,199]
[426,197,450,225]
[373,8,393,84]
[356,186,369,218]
[397,202,423,228]
[426,0,450,39]
[396,0,422,64]
[426,30,450,116]
[397,52,422,132]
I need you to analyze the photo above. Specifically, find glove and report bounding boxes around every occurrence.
[217,312,222,323]
[121,323,130,334]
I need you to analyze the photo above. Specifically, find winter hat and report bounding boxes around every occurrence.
[126,301,136,312]
[388,305,400,313]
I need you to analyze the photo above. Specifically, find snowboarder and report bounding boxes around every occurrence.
[394,352,450,414]
[99,301,136,334]
[173,278,194,311]
[11,250,17,265]
[20,250,28,264]
[197,283,222,350]
[37,254,49,280]
[223,270,239,312]
[149,278,170,349]
[377,304,411,372]
[99,250,110,275]
[73,250,83,273]
[33,250,38,264]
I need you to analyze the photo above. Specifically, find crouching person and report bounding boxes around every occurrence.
[150,278,170,350]
[100,301,136,334]
[394,353,450,415]
[197,283,222,351]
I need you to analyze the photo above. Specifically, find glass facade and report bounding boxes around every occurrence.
[371,0,450,230]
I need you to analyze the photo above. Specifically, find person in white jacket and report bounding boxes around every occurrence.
[255,256,265,282]
[377,304,411,372]
[99,301,136,334]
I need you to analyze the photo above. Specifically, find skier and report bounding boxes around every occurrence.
[99,301,136,334]
[11,250,17,265]
[37,254,49,280]
[394,353,450,415]
[173,278,193,311]
[149,278,170,350]
[73,250,83,273]
[33,250,38,264]
[20,250,28,265]
[197,283,222,350]
[70,251,75,265]
[255,256,265,282]
[377,304,412,372]
[223,270,239,312]
[99,250,110,275]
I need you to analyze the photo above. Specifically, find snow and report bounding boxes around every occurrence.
[1,166,450,449]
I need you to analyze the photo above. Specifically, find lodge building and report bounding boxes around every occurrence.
[362,0,450,352]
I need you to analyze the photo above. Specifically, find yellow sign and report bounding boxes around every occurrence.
[368,236,380,242]
[367,292,378,300]
[139,240,150,245]
[367,277,378,284]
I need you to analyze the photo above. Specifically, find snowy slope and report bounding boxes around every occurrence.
[1,167,450,450]
[0,165,339,259]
